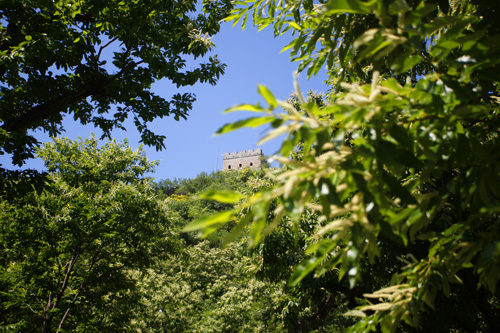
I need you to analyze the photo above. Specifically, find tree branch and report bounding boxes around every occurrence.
[97,37,119,60]
[57,289,80,331]
[57,246,102,331]
[1,77,111,133]
[0,42,143,134]
[24,301,43,317]
[52,251,80,311]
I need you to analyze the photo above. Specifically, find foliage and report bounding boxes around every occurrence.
[0,137,179,332]
[245,201,355,331]
[155,170,253,199]
[129,241,285,332]
[186,0,500,331]
[0,0,232,165]
[157,169,261,246]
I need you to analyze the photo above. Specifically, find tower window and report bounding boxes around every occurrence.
[239,164,242,168]
[228,165,231,169]
[250,162,253,166]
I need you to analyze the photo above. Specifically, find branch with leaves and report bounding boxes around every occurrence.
[0,0,232,165]
[185,0,500,331]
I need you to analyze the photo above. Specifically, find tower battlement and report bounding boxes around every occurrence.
[222,149,263,170]
[223,148,262,160]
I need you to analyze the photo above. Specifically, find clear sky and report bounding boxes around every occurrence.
[1,21,328,181]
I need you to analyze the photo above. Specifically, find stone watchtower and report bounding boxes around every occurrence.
[222,149,263,171]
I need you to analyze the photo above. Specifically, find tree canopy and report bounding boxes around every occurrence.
[0,0,232,165]
[0,137,179,331]
[186,0,500,331]
[130,240,284,332]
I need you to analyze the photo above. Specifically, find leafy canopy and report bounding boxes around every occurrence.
[0,0,232,165]
[0,136,179,331]
[130,241,284,332]
[186,0,500,331]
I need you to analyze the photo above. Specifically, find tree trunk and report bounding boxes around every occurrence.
[42,310,53,333]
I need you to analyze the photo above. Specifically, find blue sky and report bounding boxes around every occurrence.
[1,21,328,181]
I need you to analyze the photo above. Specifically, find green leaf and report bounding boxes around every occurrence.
[223,103,266,113]
[258,85,277,109]
[222,212,253,247]
[288,21,302,31]
[437,0,450,14]
[216,117,275,135]
[344,309,367,318]
[382,171,418,205]
[391,55,422,74]
[389,124,414,150]
[289,240,336,286]
[325,0,375,14]
[182,210,236,233]
[197,189,244,204]
[242,13,249,31]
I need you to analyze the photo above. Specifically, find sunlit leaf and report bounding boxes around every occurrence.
[223,103,266,113]
[258,85,277,109]
[182,210,236,233]
[216,117,276,134]
[325,0,375,14]
[198,189,245,204]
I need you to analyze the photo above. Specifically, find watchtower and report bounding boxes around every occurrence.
[222,149,263,171]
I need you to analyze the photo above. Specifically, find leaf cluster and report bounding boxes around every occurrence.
[129,241,285,332]
[186,0,500,331]
[0,0,233,165]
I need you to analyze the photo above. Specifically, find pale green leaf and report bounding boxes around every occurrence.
[325,0,375,14]
[198,189,245,204]
[216,117,275,135]
[182,210,235,233]
[288,21,302,31]
[344,310,367,318]
[258,85,277,109]
[223,103,266,113]
[257,122,302,145]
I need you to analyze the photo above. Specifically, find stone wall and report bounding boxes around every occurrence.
[222,149,263,171]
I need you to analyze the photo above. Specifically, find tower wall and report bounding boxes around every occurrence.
[222,149,263,171]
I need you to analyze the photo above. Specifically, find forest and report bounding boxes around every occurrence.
[1,0,500,332]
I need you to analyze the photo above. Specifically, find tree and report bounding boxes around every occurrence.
[156,169,260,246]
[0,136,180,331]
[0,0,232,165]
[185,0,500,331]
[129,241,285,332]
